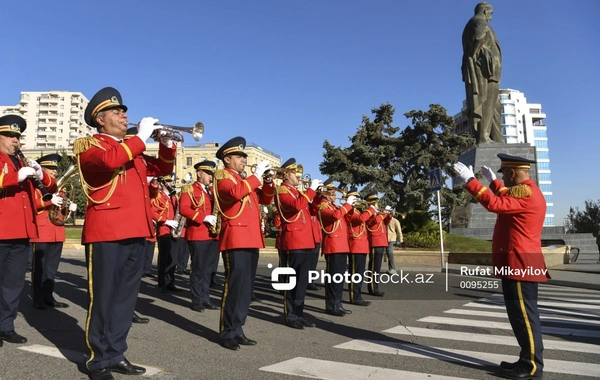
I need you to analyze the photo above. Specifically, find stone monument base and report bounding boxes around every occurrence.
[450,143,537,230]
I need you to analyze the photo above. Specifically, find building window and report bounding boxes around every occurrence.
[544,194,552,203]
[544,217,554,226]
[535,140,548,149]
[537,151,549,160]
[539,173,552,182]
[538,162,551,170]
[500,94,509,100]
[540,184,552,192]
[533,130,547,138]
[186,157,193,166]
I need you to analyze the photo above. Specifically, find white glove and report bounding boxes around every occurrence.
[346,195,357,206]
[51,194,63,206]
[203,215,217,226]
[136,117,162,142]
[30,160,43,179]
[453,162,474,182]
[310,179,323,191]
[369,205,378,213]
[253,160,271,178]
[165,220,179,229]
[69,203,78,212]
[17,167,36,182]
[481,165,497,183]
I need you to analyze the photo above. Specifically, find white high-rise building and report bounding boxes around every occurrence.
[454,88,555,226]
[0,90,93,150]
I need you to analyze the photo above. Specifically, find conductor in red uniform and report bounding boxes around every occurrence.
[274,158,322,329]
[454,153,548,380]
[0,115,56,346]
[214,136,275,351]
[74,87,175,379]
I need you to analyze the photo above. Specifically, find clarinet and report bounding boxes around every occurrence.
[157,176,176,197]
[15,149,53,201]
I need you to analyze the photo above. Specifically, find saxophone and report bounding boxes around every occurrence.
[209,179,222,235]
[170,200,186,238]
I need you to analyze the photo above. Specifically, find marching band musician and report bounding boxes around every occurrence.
[214,136,274,351]
[344,187,375,307]
[307,194,323,291]
[173,188,191,276]
[315,179,354,317]
[74,87,175,379]
[178,160,220,312]
[274,158,322,329]
[149,176,181,293]
[31,153,76,310]
[0,115,56,346]
[365,191,391,297]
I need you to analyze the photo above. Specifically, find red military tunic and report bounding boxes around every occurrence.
[0,152,56,240]
[316,198,352,254]
[274,184,316,251]
[367,212,391,248]
[30,188,66,243]
[179,182,216,241]
[309,202,322,245]
[151,190,176,237]
[272,213,282,250]
[346,208,375,254]
[466,178,549,282]
[214,169,274,251]
[75,134,175,244]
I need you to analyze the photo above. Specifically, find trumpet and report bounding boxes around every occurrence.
[49,156,79,226]
[316,185,348,199]
[295,164,312,189]
[128,121,204,143]
[248,164,290,180]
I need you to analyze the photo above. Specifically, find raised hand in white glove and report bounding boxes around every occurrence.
[158,130,174,148]
[30,160,43,179]
[310,179,323,191]
[253,160,271,178]
[51,194,63,206]
[136,117,162,142]
[165,220,179,229]
[481,165,497,183]
[203,215,217,226]
[17,167,36,182]
[69,203,78,212]
[346,195,357,206]
[453,162,475,183]
[370,205,378,213]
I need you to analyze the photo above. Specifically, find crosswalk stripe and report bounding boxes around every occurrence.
[538,290,600,297]
[490,293,600,304]
[259,357,474,380]
[539,285,600,294]
[444,308,600,326]
[417,316,600,338]
[477,297,600,310]
[334,340,600,377]
[18,344,163,376]
[382,326,600,354]
[463,301,600,318]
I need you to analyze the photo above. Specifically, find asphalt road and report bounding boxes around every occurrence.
[1,255,598,380]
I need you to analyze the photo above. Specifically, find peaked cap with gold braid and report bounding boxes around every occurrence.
[84,87,128,128]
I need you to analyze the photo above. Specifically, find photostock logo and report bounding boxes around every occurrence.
[269,263,296,291]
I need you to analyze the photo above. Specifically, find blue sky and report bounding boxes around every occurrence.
[1,0,598,225]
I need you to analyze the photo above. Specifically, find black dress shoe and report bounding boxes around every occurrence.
[191,304,205,312]
[45,300,69,308]
[299,319,316,328]
[251,294,258,302]
[326,309,345,317]
[235,334,257,345]
[33,300,48,310]
[182,269,191,275]
[500,361,519,370]
[352,299,371,306]
[89,368,114,380]
[0,338,3,347]
[108,359,146,375]
[202,302,219,310]
[286,320,304,329]
[0,330,27,344]
[166,285,183,292]
[220,338,240,351]
[306,284,319,291]
[132,313,149,324]
[174,269,183,275]
[340,307,352,314]
[369,291,385,297]
[499,366,541,379]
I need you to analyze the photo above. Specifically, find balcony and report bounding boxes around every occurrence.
[70,107,79,113]
[71,97,81,105]
[70,114,79,121]
[70,123,79,129]
[47,97,59,104]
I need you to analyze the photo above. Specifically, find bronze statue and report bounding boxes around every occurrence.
[462,2,503,144]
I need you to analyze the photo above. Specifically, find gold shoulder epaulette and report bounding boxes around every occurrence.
[181,184,193,193]
[276,186,290,195]
[214,169,234,181]
[318,202,329,211]
[507,184,532,198]
[73,136,103,155]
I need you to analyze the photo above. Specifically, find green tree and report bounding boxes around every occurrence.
[565,199,600,233]
[319,103,474,222]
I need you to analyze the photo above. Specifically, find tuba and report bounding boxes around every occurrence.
[49,156,78,226]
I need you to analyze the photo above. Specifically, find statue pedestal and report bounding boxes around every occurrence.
[450,143,537,231]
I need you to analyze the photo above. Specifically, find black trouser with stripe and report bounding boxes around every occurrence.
[31,242,64,304]
[157,235,177,289]
[502,278,544,376]
[284,249,311,322]
[189,239,219,305]
[143,240,155,275]
[348,254,367,303]
[84,239,145,371]
[0,239,29,333]
[368,247,385,294]
[324,253,347,312]
[219,249,258,340]
[176,237,190,271]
